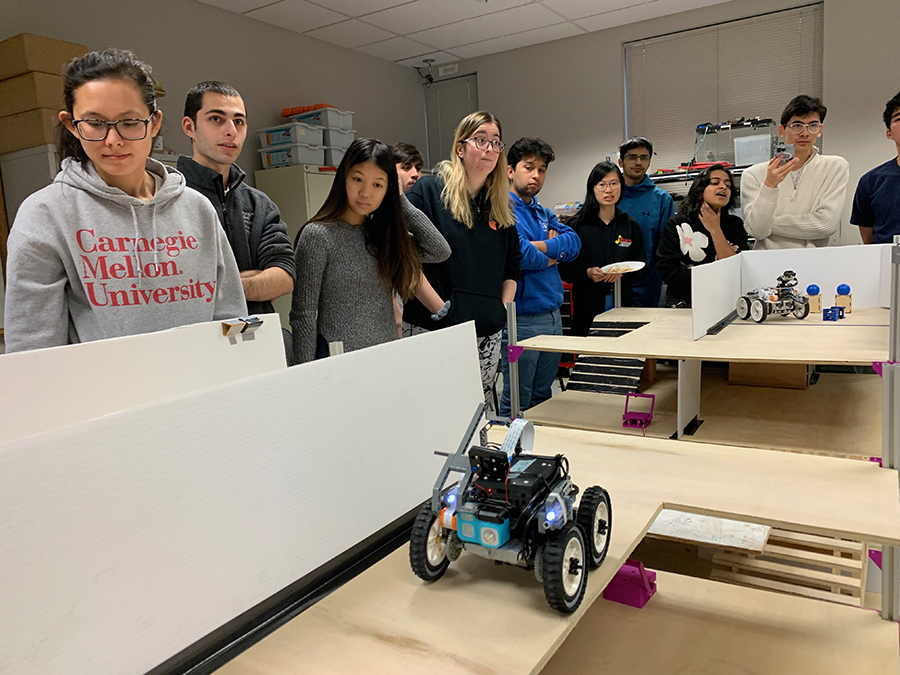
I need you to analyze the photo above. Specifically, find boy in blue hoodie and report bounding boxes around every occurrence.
[617,137,674,307]
[499,138,581,417]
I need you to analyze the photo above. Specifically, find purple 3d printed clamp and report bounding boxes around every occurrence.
[507,345,524,364]
[622,392,655,429]
[603,558,657,608]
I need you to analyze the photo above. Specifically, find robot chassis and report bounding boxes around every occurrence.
[409,403,612,614]
[736,270,810,323]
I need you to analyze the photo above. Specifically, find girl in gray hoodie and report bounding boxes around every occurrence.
[3,49,246,353]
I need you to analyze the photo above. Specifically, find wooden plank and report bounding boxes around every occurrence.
[712,552,861,592]
[541,571,895,675]
[768,529,865,554]
[526,370,882,459]
[762,544,863,572]
[647,509,770,553]
[218,426,900,675]
[519,307,890,366]
[710,569,860,607]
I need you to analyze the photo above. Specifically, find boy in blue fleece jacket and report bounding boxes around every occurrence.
[617,137,674,307]
[499,138,581,417]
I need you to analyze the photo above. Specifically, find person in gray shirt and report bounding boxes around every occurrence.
[291,139,449,363]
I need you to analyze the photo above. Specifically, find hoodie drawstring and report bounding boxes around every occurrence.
[130,204,142,288]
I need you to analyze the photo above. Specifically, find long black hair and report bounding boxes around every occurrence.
[677,164,738,219]
[302,138,422,299]
[569,160,624,229]
[58,49,159,165]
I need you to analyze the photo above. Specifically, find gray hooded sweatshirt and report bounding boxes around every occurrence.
[4,158,247,353]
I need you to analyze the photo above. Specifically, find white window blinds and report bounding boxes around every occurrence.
[624,4,824,172]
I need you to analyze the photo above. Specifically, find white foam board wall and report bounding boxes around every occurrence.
[691,254,742,340]
[0,314,286,445]
[0,323,484,675]
[739,245,889,308]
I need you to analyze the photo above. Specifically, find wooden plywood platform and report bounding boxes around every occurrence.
[542,571,898,675]
[519,307,890,365]
[216,427,900,675]
[526,369,881,458]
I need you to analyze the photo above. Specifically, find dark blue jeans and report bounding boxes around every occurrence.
[499,308,562,417]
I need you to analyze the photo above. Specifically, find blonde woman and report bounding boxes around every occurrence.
[402,111,520,406]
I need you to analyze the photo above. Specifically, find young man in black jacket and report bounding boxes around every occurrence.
[179,81,294,315]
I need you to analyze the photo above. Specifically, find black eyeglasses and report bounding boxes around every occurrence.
[72,117,154,141]
[462,137,505,153]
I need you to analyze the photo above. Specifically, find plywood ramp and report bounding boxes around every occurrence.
[217,426,900,675]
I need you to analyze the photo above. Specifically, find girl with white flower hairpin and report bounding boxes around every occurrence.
[657,164,749,308]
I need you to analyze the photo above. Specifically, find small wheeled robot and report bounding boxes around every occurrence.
[409,404,612,614]
[736,270,810,323]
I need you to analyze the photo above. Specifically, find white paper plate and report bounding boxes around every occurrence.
[599,261,646,274]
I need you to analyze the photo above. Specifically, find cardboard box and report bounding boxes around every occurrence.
[728,362,811,390]
[0,72,64,117]
[0,109,58,155]
[0,33,87,82]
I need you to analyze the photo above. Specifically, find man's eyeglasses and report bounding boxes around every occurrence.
[623,154,651,163]
[72,118,154,141]
[786,121,823,134]
[462,137,505,153]
[595,181,621,191]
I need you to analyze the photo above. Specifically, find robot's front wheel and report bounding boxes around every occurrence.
[736,296,751,320]
[409,501,450,582]
[576,486,612,569]
[542,524,588,614]
[793,299,810,319]
[750,298,768,323]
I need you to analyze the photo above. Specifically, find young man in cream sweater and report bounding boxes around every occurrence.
[741,95,849,250]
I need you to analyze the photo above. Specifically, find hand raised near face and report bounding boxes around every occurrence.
[763,155,801,189]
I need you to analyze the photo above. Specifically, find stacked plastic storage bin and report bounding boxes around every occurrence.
[256,120,325,169]
[287,107,355,167]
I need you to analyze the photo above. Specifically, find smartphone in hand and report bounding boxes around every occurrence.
[775,143,795,166]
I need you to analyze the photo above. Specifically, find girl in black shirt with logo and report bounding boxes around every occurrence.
[559,161,647,336]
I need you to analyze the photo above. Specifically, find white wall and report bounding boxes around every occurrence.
[0,0,425,186]
[448,0,899,246]
[823,0,900,244]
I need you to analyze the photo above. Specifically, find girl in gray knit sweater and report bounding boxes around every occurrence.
[290,139,450,363]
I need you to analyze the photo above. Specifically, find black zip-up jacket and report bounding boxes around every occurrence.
[559,208,647,335]
[177,157,295,315]
[403,175,521,337]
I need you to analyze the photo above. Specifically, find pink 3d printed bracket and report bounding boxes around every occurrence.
[603,558,657,608]
[622,392,655,429]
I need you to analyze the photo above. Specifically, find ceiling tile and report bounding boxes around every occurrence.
[305,0,411,18]
[245,0,347,32]
[355,36,433,61]
[575,3,656,30]
[450,21,584,59]
[395,51,461,69]
[196,0,274,13]
[306,19,395,47]
[541,0,645,21]
[410,4,564,51]
[364,0,533,36]
[646,0,729,16]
